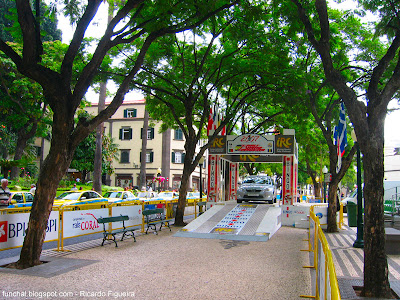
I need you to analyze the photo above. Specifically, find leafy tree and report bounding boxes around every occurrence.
[129,3,297,225]
[70,131,119,183]
[0,46,52,179]
[0,0,61,42]
[283,0,400,296]
[0,0,61,179]
[0,0,239,268]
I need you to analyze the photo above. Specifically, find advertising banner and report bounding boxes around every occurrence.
[313,206,328,226]
[275,135,295,154]
[62,208,108,238]
[207,155,219,202]
[229,163,238,201]
[112,205,143,227]
[227,134,274,154]
[281,205,309,227]
[208,136,227,154]
[0,211,59,250]
[282,156,294,205]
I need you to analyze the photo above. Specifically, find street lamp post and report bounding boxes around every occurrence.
[322,166,328,203]
[351,130,364,248]
[199,157,205,200]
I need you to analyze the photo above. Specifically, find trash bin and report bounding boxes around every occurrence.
[347,202,357,227]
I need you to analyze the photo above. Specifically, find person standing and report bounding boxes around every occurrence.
[29,184,36,194]
[0,179,11,207]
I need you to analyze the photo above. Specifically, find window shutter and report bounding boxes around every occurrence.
[140,128,143,139]
[150,152,154,163]
[128,128,132,139]
[133,109,137,117]
[119,128,123,140]
[182,153,185,163]
[123,109,127,118]
[150,128,155,139]
[139,152,142,162]
[171,152,175,163]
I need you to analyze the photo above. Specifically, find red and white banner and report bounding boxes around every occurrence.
[207,154,220,202]
[228,163,238,201]
[282,156,294,205]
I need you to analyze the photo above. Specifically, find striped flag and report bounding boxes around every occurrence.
[334,103,347,172]
[207,106,214,136]
[207,105,226,136]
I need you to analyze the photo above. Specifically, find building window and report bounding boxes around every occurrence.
[35,146,41,157]
[174,128,183,140]
[124,108,137,118]
[140,151,154,163]
[119,127,132,140]
[141,128,155,140]
[120,150,130,163]
[172,151,185,163]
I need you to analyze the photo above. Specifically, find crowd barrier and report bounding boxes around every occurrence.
[301,206,341,300]
[0,199,203,252]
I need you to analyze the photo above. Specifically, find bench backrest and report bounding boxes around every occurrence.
[143,208,164,216]
[98,215,129,224]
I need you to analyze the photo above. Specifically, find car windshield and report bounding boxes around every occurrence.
[159,192,173,198]
[56,192,81,200]
[104,192,122,198]
[243,177,272,185]
[349,189,357,197]
[137,192,148,198]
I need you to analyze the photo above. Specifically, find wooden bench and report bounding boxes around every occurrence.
[97,215,136,247]
[143,208,171,235]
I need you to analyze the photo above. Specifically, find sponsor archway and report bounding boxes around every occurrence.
[207,129,298,205]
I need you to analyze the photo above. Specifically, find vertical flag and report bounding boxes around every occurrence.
[207,105,226,136]
[334,103,347,172]
[207,106,214,136]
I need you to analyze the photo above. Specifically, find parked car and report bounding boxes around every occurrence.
[237,175,277,204]
[137,191,159,201]
[103,190,137,203]
[9,191,34,204]
[53,190,108,206]
[186,191,206,200]
[158,191,179,201]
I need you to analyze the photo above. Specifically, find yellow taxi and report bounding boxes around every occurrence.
[103,190,137,203]
[10,191,35,204]
[53,190,108,207]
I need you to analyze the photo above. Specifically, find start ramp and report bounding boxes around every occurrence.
[174,202,281,242]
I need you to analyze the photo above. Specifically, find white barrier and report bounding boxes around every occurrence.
[0,210,59,250]
[301,208,341,300]
[282,204,328,229]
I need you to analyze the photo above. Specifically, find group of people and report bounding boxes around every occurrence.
[0,179,37,208]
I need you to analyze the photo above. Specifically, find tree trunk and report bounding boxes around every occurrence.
[361,129,391,298]
[93,82,106,192]
[175,167,191,226]
[17,113,74,268]
[175,130,197,226]
[139,109,149,189]
[326,181,338,232]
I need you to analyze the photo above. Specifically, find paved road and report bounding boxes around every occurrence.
[1,225,312,300]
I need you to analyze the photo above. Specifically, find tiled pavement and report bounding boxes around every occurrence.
[325,225,400,299]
